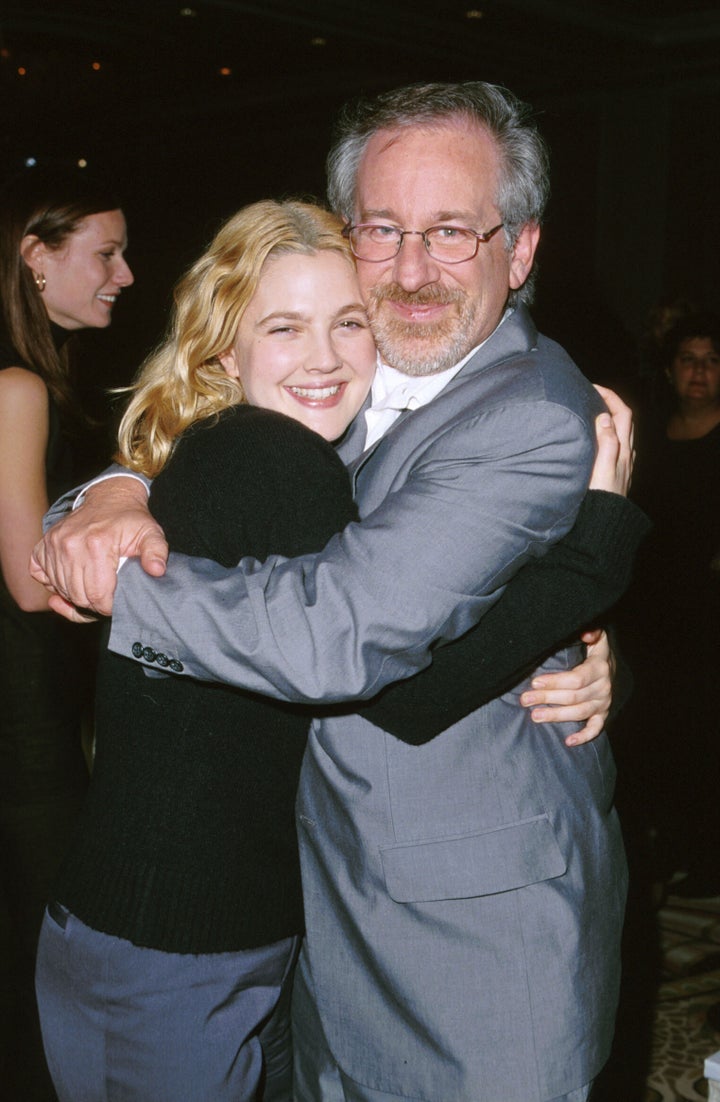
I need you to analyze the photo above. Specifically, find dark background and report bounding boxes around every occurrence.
[2,0,719,411]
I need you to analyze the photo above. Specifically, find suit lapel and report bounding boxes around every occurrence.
[335,305,538,491]
[335,394,370,466]
[438,304,538,398]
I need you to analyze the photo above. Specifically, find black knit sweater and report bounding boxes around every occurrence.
[54,404,649,953]
[55,406,357,953]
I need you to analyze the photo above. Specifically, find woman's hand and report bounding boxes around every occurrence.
[590,385,635,496]
[519,628,614,746]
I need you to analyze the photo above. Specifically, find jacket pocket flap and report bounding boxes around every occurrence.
[380,815,566,902]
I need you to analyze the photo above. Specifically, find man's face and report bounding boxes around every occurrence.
[353,119,539,376]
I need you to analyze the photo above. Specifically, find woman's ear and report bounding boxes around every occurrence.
[20,234,47,277]
[218,348,240,379]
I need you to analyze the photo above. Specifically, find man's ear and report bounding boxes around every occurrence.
[218,348,240,379]
[509,223,541,291]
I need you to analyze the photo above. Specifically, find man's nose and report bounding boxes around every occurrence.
[390,233,442,293]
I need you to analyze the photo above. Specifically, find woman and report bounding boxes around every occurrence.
[621,312,720,895]
[0,169,133,1100]
[36,200,645,1102]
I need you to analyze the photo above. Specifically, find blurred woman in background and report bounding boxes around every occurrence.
[627,312,720,897]
[0,169,133,1099]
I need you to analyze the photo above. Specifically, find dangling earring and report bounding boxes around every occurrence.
[34,272,46,293]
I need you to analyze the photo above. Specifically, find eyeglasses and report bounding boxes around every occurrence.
[343,222,505,264]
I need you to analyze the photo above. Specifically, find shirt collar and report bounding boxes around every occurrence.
[371,308,512,413]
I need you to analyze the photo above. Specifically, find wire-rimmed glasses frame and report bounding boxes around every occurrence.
[342,222,505,264]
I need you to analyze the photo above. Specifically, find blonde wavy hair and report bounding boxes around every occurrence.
[116,200,354,476]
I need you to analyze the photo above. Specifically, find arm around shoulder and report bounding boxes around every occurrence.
[359,490,651,742]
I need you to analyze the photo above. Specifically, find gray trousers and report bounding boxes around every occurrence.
[35,903,299,1102]
[291,947,594,1102]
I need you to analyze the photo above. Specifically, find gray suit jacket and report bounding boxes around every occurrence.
[104,306,626,1101]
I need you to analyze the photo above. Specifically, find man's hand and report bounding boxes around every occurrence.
[590,385,635,496]
[30,476,168,620]
[519,628,614,746]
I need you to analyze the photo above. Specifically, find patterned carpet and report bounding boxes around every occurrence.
[645,890,720,1101]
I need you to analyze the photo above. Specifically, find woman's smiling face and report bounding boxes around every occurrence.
[35,210,133,330]
[219,250,377,442]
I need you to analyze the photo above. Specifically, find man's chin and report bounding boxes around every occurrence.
[375,332,468,377]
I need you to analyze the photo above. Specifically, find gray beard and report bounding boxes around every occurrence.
[366,284,480,377]
[372,325,476,376]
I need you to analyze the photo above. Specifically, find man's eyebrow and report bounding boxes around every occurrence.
[434,210,482,224]
[359,209,397,222]
[359,208,481,224]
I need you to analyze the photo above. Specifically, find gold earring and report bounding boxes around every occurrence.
[34,272,46,293]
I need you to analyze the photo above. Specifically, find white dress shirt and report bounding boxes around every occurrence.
[363,311,511,450]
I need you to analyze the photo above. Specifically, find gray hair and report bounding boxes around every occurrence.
[326,81,550,304]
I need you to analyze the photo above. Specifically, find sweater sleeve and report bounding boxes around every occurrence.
[149,407,358,566]
[357,490,651,743]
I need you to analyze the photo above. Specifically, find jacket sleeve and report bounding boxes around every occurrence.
[43,465,151,533]
[357,491,651,742]
[108,396,598,705]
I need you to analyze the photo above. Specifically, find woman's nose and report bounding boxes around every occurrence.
[115,258,134,287]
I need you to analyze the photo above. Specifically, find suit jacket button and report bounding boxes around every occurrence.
[132,642,143,658]
[142,646,157,663]
[169,659,184,673]
[155,652,169,668]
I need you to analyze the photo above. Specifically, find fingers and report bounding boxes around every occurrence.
[565,714,604,747]
[520,641,612,746]
[590,385,635,496]
[521,649,608,700]
[138,532,170,577]
[589,413,622,493]
[47,592,99,623]
[32,526,117,615]
[29,550,51,588]
[30,477,166,614]
[521,692,610,745]
[583,627,616,679]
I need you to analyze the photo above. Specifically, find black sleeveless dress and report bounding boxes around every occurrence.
[0,330,91,1100]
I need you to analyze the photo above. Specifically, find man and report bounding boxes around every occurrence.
[35,83,627,1101]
